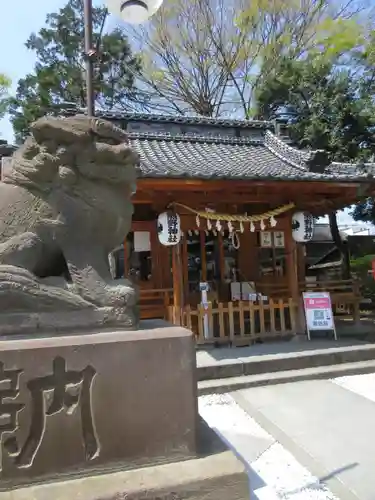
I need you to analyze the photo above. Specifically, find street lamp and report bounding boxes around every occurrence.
[84,0,164,116]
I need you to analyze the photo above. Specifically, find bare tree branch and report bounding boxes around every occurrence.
[123,0,372,118]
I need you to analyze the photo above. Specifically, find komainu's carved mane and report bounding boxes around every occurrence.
[5,114,140,192]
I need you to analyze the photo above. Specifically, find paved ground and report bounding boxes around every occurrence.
[199,372,375,499]
[199,394,339,500]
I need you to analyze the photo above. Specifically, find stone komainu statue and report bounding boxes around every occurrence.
[0,115,139,330]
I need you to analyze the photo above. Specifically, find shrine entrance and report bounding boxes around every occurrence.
[181,230,240,307]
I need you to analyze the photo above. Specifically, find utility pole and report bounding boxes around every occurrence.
[84,0,95,117]
[83,0,164,117]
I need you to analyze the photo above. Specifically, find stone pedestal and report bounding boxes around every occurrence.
[0,323,198,488]
[6,449,249,500]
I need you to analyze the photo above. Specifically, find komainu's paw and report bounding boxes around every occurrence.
[0,265,95,312]
[103,280,137,309]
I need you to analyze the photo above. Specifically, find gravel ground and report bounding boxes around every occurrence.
[199,393,339,500]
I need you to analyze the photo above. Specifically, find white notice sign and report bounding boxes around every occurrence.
[302,292,336,340]
[199,282,210,340]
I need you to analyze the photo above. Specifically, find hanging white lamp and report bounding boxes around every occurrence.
[105,0,163,24]
[157,212,181,246]
[292,212,314,242]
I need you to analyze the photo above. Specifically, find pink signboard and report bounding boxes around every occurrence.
[303,296,331,310]
[302,292,336,339]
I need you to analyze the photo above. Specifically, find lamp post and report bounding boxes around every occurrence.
[83,0,164,117]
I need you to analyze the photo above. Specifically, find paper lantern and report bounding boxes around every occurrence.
[106,0,164,24]
[292,212,314,242]
[157,212,181,246]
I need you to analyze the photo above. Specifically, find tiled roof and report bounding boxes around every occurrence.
[62,110,375,182]
[129,130,375,182]
[327,162,375,176]
[310,224,348,242]
[0,141,17,158]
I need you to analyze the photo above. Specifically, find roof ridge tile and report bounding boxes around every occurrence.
[264,131,312,170]
[128,131,264,145]
[62,108,274,129]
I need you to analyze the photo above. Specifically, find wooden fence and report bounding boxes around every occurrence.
[140,279,361,342]
[168,298,297,346]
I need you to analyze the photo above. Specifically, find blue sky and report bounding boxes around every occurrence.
[0,0,369,227]
[0,0,66,142]
[0,0,104,142]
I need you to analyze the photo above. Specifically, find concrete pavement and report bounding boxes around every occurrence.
[233,379,375,500]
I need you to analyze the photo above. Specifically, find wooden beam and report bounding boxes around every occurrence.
[132,180,366,219]
[148,192,280,205]
[134,183,363,211]
[132,196,153,204]
[138,178,363,193]
[131,220,155,232]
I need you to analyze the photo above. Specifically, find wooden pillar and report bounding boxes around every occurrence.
[285,216,303,333]
[238,231,250,281]
[150,225,162,288]
[158,245,171,289]
[297,243,306,286]
[182,234,189,301]
[238,231,258,282]
[218,233,225,281]
[172,243,183,325]
[200,230,207,282]
[285,227,298,300]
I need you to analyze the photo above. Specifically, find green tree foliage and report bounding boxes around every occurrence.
[350,255,375,302]
[256,58,375,161]
[0,73,11,119]
[351,198,375,224]
[9,0,141,143]
[254,27,375,227]
[350,30,375,224]
[254,53,375,273]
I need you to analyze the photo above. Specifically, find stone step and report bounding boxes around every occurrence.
[197,342,375,381]
[198,359,375,395]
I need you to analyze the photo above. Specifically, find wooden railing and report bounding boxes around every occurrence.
[168,298,297,346]
[257,278,359,296]
[257,279,361,322]
[140,289,172,320]
[304,279,361,319]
